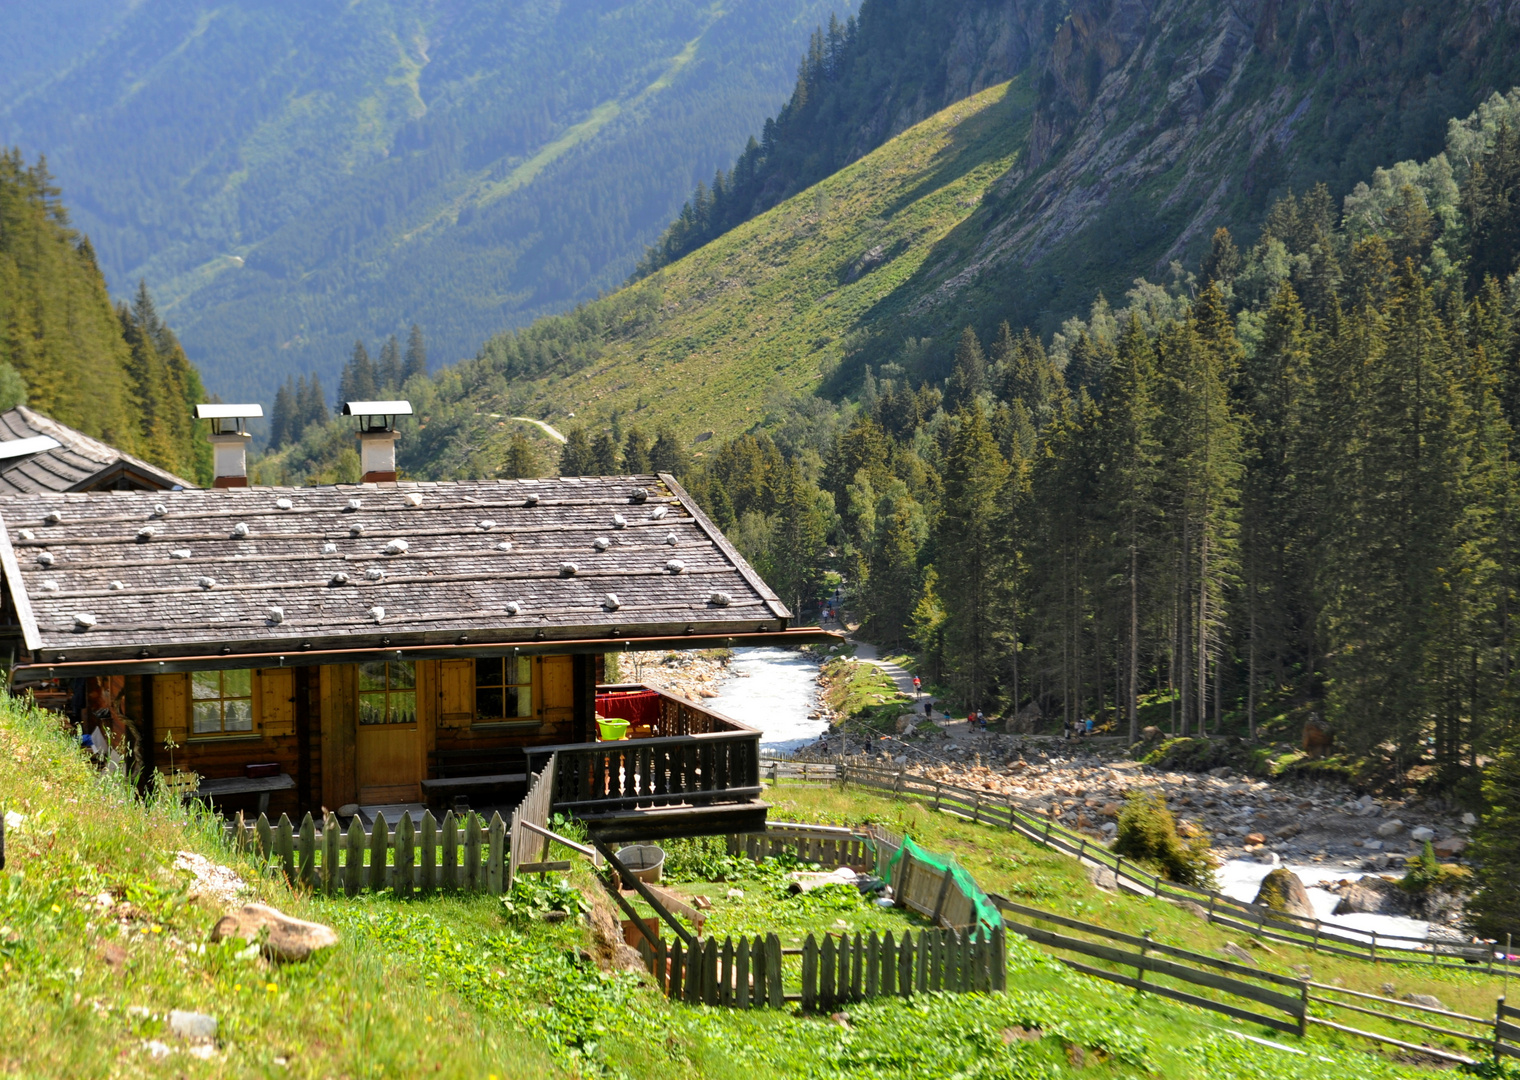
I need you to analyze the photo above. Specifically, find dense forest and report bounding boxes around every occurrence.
[649,92,1520,774]
[0,151,210,484]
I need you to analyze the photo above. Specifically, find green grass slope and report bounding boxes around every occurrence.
[466,79,1032,443]
[0,694,1456,1078]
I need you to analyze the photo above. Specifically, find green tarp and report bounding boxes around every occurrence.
[879,834,1001,935]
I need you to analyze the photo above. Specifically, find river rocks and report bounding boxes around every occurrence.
[1244,832,1266,846]
[210,903,338,962]
[1464,812,1478,826]
[1409,826,1435,843]
[1376,819,1405,838]
[1332,876,1412,916]
[1434,836,1468,858]
[896,714,917,734]
[1252,869,1316,919]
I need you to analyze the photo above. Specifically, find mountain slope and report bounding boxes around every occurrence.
[0,0,843,400]
[460,79,1033,444]
[644,0,1520,342]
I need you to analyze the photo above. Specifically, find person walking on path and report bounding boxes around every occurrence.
[912,675,921,698]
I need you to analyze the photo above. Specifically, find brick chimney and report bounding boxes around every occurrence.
[194,404,262,488]
[342,400,412,483]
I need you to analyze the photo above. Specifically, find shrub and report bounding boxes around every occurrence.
[1111,791,1216,888]
[1401,840,1472,894]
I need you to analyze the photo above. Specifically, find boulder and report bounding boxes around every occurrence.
[1404,993,1446,1010]
[1220,941,1256,965]
[1376,819,1405,838]
[210,903,338,963]
[1140,725,1163,742]
[1433,836,1468,858]
[895,714,917,734]
[1244,832,1266,846]
[1208,766,1233,778]
[1252,868,1316,920]
[1302,714,1333,759]
[1333,877,1412,916]
[1409,826,1435,843]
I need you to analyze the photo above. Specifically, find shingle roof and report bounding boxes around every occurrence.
[0,474,791,664]
[0,406,194,494]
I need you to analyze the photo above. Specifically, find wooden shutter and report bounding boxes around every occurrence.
[152,673,189,750]
[438,659,473,727]
[257,668,295,739]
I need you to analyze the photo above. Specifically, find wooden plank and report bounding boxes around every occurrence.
[899,933,914,997]
[322,812,340,895]
[298,813,316,888]
[767,933,784,1009]
[465,812,482,892]
[851,932,863,1001]
[276,814,295,883]
[702,938,719,1007]
[368,812,389,892]
[820,935,836,1011]
[866,932,880,998]
[882,932,896,998]
[0,515,41,649]
[1306,1018,1476,1065]
[487,812,506,894]
[670,939,684,1001]
[1061,957,1301,1036]
[736,937,750,1010]
[915,929,929,993]
[1310,996,1491,1045]
[802,935,818,1012]
[344,816,363,896]
[720,938,735,1007]
[419,810,437,893]
[395,813,415,898]
[442,810,458,891]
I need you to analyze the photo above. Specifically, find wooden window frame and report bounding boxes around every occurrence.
[358,660,418,727]
[188,668,258,741]
[471,655,535,728]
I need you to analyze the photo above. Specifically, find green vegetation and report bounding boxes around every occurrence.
[1,691,1498,1078]
[1111,792,1216,889]
[1401,842,1472,896]
[820,656,913,736]
[0,153,210,483]
[1,0,840,400]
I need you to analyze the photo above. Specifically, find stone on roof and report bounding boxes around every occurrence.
[0,474,790,663]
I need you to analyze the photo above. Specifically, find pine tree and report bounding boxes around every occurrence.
[377,335,402,393]
[559,427,596,475]
[271,378,296,447]
[622,427,652,473]
[935,407,1011,709]
[403,324,428,382]
[590,431,620,473]
[650,427,685,475]
[341,341,377,403]
[946,326,986,412]
[501,434,540,479]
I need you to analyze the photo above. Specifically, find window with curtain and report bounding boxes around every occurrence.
[358,660,417,725]
[474,656,533,722]
[191,669,254,736]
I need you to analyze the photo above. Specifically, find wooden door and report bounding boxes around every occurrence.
[538,655,574,737]
[357,725,421,805]
[356,662,422,805]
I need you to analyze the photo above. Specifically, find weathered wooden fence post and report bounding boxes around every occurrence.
[276,814,295,882]
[487,812,506,894]
[419,810,437,893]
[344,815,363,897]
[767,933,784,1009]
[298,813,316,887]
[802,935,819,1011]
[442,810,459,892]
[322,812,340,895]
[395,813,415,898]
[464,812,482,891]
[368,812,388,892]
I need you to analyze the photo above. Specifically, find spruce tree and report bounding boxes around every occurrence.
[934,407,1010,709]
[377,335,402,393]
[559,427,595,475]
[403,324,428,381]
[341,341,377,403]
[650,427,685,476]
[271,378,296,447]
[590,431,620,473]
[622,427,652,473]
[501,434,540,479]
[946,326,986,412]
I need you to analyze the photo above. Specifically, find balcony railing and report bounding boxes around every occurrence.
[527,684,762,821]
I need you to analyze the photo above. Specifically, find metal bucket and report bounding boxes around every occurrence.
[615,844,665,884]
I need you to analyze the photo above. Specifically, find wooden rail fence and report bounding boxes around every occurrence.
[635,925,1006,1010]
[725,822,874,871]
[765,759,1503,969]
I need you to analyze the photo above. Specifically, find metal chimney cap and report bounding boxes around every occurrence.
[194,403,265,419]
[342,401,413,416]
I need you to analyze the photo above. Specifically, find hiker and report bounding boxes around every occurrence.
[1085,717,1094,736]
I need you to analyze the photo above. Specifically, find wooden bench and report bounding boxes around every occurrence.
[421,748,530,810]
[188,773,295,815]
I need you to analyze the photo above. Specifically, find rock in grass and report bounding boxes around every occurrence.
[168,1010,217,1041]
[210,903,337,962]
[1220,941,1256,965]
[1403,993,1446,1010]
[1252,868,1316,920]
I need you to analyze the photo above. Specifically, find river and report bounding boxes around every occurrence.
[706,646,827,754]
[715,645,1435,943]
